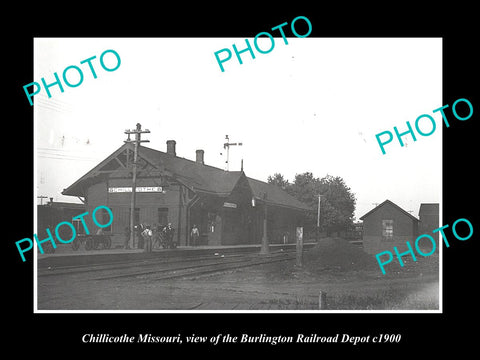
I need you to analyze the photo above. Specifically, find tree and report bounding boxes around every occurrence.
[316,175,356,235]
[268,172,356,236]
[267,173,291,190]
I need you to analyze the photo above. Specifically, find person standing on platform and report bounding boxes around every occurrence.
[142,224,153,253]
[124,226,131,249]
[136,224,144,249]
[190,224,200,246]
[164,223,176,249]
[152,224,161,249]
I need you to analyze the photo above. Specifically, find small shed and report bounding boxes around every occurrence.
[418,203,439,240]
[359,199,419,254]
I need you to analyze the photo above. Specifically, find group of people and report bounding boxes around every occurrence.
[124,223,175,251]
[123,223,201,251]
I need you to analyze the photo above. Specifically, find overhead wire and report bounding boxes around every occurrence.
[37,146,99,162]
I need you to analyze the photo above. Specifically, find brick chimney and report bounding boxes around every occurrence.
[196,149,204,165]
[166,140,176,156]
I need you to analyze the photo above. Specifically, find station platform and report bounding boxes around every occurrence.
[37,241,318,268]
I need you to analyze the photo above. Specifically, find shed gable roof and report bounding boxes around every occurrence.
[359,199,419,222]
[418,203,439,216]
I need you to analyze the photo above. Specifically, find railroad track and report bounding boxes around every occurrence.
[37,252,248,277]
[95,252,296,281]
[37,249,297,281]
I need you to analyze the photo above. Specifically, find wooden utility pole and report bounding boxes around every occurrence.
[124,123,150,249]
[296,226,303,267]
[260,194,269,254]
[317,195,321,228]
[316,194,322,242]
[37,195,48,205]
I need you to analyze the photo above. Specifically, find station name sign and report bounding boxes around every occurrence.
[108,186,164,193]
[223,202,237,208]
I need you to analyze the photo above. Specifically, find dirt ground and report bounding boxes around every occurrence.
[37,238,440,311]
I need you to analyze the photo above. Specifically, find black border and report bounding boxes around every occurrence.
[7,5,479,355]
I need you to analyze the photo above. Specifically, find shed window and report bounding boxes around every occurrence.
[382,219,394,241]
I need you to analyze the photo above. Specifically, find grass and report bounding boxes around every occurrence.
[254,237,440,310]
[327,285,439,310]
[259,282,439,310]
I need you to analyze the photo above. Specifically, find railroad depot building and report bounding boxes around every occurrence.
[62,140,312,248]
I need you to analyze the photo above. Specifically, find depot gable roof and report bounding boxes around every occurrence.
[62,143,311,212]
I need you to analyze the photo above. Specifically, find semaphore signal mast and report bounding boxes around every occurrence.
[222,135,242,171]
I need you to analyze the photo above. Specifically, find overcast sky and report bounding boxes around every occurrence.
[34,37,442,220]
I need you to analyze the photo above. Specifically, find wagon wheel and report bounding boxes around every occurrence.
[85,237,93,251]
[104,236,112,249]
[71,238,80,251]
